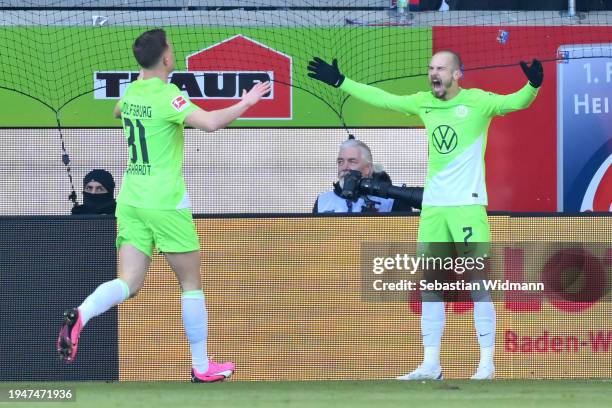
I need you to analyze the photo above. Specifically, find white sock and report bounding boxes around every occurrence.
[182,290,209,373]
[479,346,495,368]
[470,282,496,367]
[421,291,445,368]
[423,346,441,368]
[473,300,496,349]
[78,278,130,326]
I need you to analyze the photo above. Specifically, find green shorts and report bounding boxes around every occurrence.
[116,204,200,258]
[417,205,490,258]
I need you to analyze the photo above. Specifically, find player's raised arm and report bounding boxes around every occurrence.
[307,57,418,115]
[184,81,271,132]
[485,59,543,116]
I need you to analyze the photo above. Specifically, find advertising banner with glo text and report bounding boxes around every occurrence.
[118,215,611,381]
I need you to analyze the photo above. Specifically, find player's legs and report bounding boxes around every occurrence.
[151,208,234,382]
[57,204,152,363]
[448,205,495,379]
[117,244,152,296]
[165,250,202,292]
[164,250,209,373]
[396,281,445,380]
[397,206,449,380]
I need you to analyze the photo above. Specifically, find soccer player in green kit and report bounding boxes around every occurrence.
[308,51,543,380]
[57,29,271,382]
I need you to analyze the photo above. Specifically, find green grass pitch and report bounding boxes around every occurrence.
[1,380,611,408]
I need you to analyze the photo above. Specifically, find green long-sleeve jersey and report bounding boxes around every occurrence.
[340,78,538,206]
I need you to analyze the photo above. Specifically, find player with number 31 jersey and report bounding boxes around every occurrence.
[118,77,198,210]
[57,28,271,384]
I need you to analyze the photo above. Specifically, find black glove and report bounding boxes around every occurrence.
[307,57,345,88]
[520,59,543,88]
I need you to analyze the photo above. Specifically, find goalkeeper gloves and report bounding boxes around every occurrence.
[520,59,543,88]
[307,57,345,87]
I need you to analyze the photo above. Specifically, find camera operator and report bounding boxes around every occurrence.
[313,139,423,213]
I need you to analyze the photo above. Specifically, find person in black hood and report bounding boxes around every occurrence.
[71,169,116,215]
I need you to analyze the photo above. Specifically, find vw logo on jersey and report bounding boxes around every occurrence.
[455,105,469,118]
[432,125,458,154]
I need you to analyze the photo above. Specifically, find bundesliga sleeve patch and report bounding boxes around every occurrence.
[171,95,189,112]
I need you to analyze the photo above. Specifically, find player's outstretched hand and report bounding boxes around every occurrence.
[307,57,345,87]
[242,81,272,106]
[520,59,543,88]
